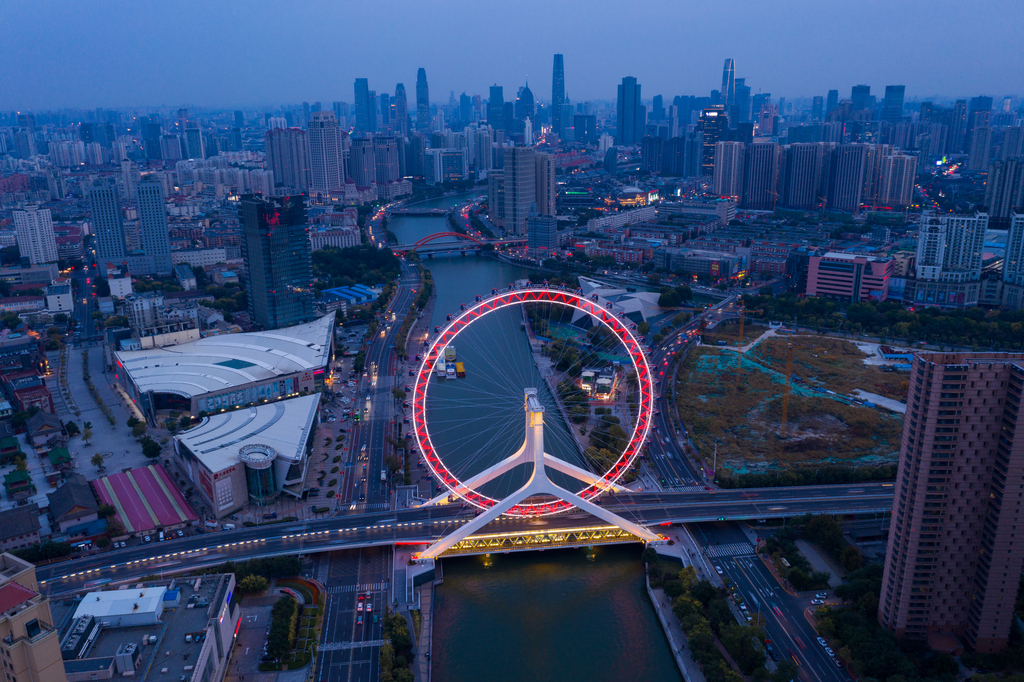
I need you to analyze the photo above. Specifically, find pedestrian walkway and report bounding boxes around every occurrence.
[794,539,844,589]
[325,582,389,594]
[648,575,707,682]
[318,639,389,652]
[705,542,755,558]
[414,582,434,682]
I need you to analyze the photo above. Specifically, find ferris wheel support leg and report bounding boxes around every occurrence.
[541,453,628,493]
[422,445,528,507]
[417,485,534,561]
[542,481,661,543]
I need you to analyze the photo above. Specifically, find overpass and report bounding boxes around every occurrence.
[35,483,892,595]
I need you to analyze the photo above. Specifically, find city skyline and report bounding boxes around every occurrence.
[3,0,1023,110]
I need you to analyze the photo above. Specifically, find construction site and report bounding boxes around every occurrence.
[673,326,907,475]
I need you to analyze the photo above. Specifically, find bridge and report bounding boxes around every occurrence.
[34,483,892,595]
[393,231,527,253]
[388,208,449,216]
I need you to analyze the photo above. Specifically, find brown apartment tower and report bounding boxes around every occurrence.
[879,352,1024,653]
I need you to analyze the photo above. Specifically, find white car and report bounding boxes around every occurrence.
[816,637,827,647]
[715,566,723,575]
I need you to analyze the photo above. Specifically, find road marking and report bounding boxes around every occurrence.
[704,542,755,558]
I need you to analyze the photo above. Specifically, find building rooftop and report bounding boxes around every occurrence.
[0,504,41,541]
[92,465,197,535]
[114,313,334,399]
[175,393,321,474]
[73,586,166,621]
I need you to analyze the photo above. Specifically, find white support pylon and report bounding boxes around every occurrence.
[417,389,660,561]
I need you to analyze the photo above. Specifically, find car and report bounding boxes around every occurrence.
[825,647,834,657]
[816,637,827,647]
[176,530,184,538]
[143,535,152,543]
[357,602,363,612]
[715,566,723,575]
[832,658,843,668]
[811,599,825,605]
[356,616,363,626]
[358,593,365,601]
[814,592,829,599]
[366,603,372,613]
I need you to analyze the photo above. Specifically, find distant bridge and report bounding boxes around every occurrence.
[389,208,448,216]
[393,232,527,253]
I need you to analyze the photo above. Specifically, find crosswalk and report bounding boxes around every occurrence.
[665,485,706,493]
[347,502,391,512]
[326,582,389,595]
[319,639,389,652]
[704,542,755,558]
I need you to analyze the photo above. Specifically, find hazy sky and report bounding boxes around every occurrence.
[5,0,1023,110]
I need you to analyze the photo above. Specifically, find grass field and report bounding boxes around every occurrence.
[674,341,904,474]
[700,323,771,348]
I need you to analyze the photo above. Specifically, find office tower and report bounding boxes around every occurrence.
[732,78,751,123]
[349,137,377,186]
[779,143,829,209]
[651,95,665,121]
[827,144,868,212]
[264,127,310,192]
[379,93,391,130]
[573,114,597,144]
[914,211,988,306]
[0,553,67,682]
[949,99,968,153]
[967,127,993,170]
[985,159,1024,221]
[534,153,556,216]
[879,350,1024,652]
[527,214,558,253]
[641,136,664,174]
[860,143,893,206]
[373,136,400,184]
[501,102,515,135]
[825,90,839,116]
[488,170,505,228]
[474,128,494,171]
[233,110,244,128]
[616,77,645,146]
[424,148,468,185]
[141,116,162,159]
[45,168,66,201]
[487,86,504,127]
[515,83,535,125]
[16,113,36,132]
[751,93,771,123]
[158,135,180,160]
[308,111,344,193]
[552,54,566,135]
[1000,127,1024,160]
[354,78,372,132]
[743,142,780,210]
[241,194,313,330]
[713,141,745,198]
[881,85,905,122]
[721,59,735,107]
[416,68,430,132]
[851,85,871,112]
[502,147,537,235]
[878,153,917,207]
[184,121,204,159]
[407,132,426,177]
[12,129,35,159]
[393,84,410,138]
[13,206,57,265]
[367,91,381,132]
[231,126,243,151]
[459,93,471,125]
[136,176,172,275]
[699,106,729,176]
[88,178,127,264]
[811,96,824,121]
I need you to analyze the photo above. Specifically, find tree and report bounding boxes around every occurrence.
[840,546,863,572]
[238,575,268,594]
[637,321,651,335]
[91,453,105,469]
[127,416,141,428]
[771,659,798,682]
[805,515,844,556]
[83,421,93,430]
[141,437,161,459]
[64,421,80,437]
[131,422,147,439]
[83,428,93,444]
[179,415,192,430]
[14,456,27,471]
[98,503,116,518]
[392,388,406,402]
[96,535,111,548]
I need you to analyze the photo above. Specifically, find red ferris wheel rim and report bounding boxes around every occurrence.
[411,286,654,517]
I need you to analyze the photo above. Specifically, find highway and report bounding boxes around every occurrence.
[36,483,891,594]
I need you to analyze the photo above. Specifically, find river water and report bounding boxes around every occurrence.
[390,198,679,681]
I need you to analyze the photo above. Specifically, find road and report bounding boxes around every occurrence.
[35,482,892,594]
[690,522,848,682]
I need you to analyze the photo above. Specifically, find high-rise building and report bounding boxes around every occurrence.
[552,54,566,135]
[1000,127,1024,161]
[985,159,1024,221]
[1003,213,1024,308]
[416,68,430,133]
[779,143,830,210]
[641,136,664,174]
[528,214,558,253]
[881,85,906,122]
[349,137,377,187]
[514,83,535,125]
[241,194,314,330]
[967,126,993,171]
[136,176,173,275]
[373,136,400,184]
[721,58,735,107]
[713,141,745,198]
[951,99,969,153]
[0,553,66,681]
[394,84,410,138]
[827,143,868,212]
[354,78,372,132]
[616,77,645,146]
[474,127,494,171]
[811,96,824,121]
[732,78,751,124]
[573,114,597,145]
[851,84,871,112]
[487,86,504,127]
[699,106,729,176]
[502,147,537,235]
[184,121,205,159]
[534,153,556,216]
[878,153,918,208]
[264,128,310,193]
[487,170,505,229]
[141,116,162,159]
[234,110,245,128]
[307,111,344,193]
[13,205,57,265]
[914,211,988,307]
[879,351,1024,652]
[826,90,839,116]
[743,142,780,210]
[87,178,127,265]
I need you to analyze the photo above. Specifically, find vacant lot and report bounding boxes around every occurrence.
[674,346,903,474]
[701,323,770,348]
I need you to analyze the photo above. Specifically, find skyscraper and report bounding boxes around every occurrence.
[534,153,556,216]
[984,159,1024,221]
[779,143,830,210]
[881,85,906,122]
[743,142,780,210]
[616,77,644,146]
[878,153,917,207]
[136,176,173,275]
[699,106,729,176]
[141,116,162,160]
[826,90,839,116]
[307,111,344,193]
[951,99,969,153]
[354,78,372,132]
[552,54,566,135]
[851,85,871,112]
[713,141,745,198]
[394,84,410,137]
[264,128,310,193]
[184,122,205,159]
[416,68,430,132]
[87,178,127,265]
[487,86,504,127]
[13,205,57,265]
[349,137,377,187]
[914,211,988,307]
[1002,214,1024,308]
[879,351,1024,653]
[732,78,751,124]
[514,83,535,124]
[373,136,400,184]
[811,96,824,121]
[502,147,537,236]
[827,144,868,212]
[241,195,314,330]
[721,58,735,107]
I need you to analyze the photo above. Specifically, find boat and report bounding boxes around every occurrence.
[446,364,456,379]
[455,362,465,378]
[445,345,457,363]
[435,361,447,379]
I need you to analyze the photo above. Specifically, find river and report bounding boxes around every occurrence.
[390,205,680,681]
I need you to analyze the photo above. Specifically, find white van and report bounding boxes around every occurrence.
[222,523,236,531]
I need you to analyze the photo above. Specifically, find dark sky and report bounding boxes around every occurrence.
[5,0,1022,110]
